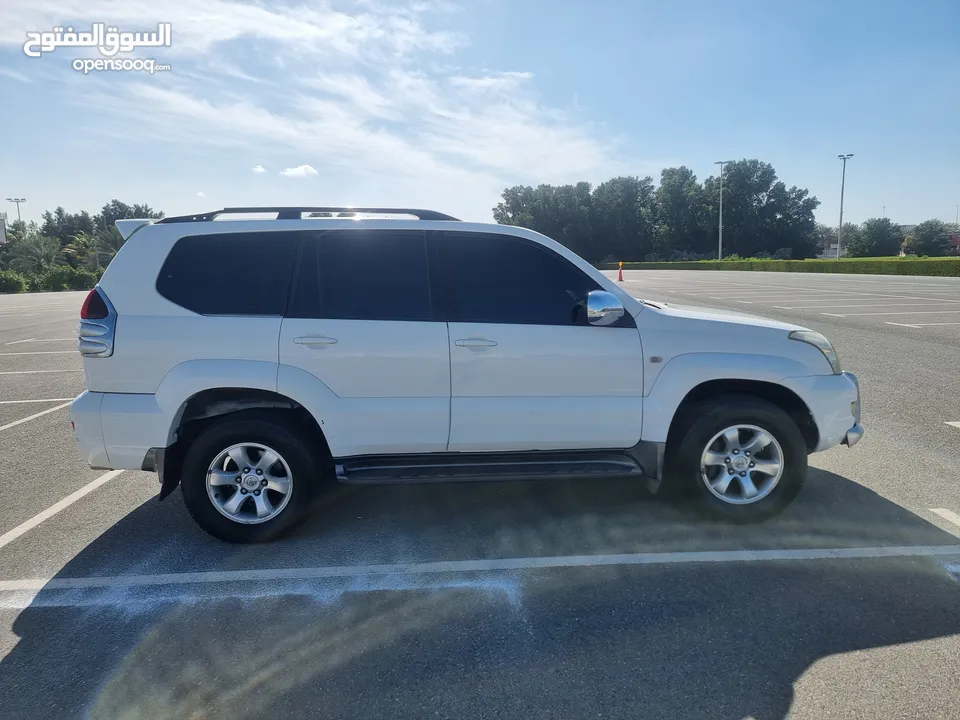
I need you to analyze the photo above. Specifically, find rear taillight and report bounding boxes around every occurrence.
[78,287,116,358]
[80,288,109,320]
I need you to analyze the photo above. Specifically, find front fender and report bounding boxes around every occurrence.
[642,352,813,443]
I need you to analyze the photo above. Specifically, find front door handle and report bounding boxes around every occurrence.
[294,336,338,347]
[455,338,498,348]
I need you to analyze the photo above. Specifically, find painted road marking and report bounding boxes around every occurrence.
[5,338,74,345]
[0,369,83,375]
[2,544,960,595]
[775,303,954,310]
[0,402,72,432]
[945,422,960,430]
[931,509,960,529]
[823,310,960,317]
[885,322,923,328]
[0,398,74,405]
[891,322,960,327]
[0,351,77,356]
[0,470,124,551]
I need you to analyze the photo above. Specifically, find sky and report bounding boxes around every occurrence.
[1,0,958,227]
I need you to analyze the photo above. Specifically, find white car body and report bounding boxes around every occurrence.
[69,208,862,538]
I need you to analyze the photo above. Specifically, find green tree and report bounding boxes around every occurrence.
[61,231,104,270]
[844,217,904,257]
[813,223,835,254]
[703,160,820,259]
[654,166,711,258]
[834,222,862,256]
[40,207,95,246]
[92,200,165,268]
[493,183,595,260]
[589,176,656,262]
[905,219,950,256]
[6,226,64,275]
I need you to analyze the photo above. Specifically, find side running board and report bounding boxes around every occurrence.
[335,451,645,485]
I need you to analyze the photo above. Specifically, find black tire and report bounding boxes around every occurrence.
[670,395,808,522]
[180,410,324,543]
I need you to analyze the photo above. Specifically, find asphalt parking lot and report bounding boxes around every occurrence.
[1,279,959,720]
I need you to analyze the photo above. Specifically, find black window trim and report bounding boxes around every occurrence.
[431,230,636,329]
[285,228,441,323]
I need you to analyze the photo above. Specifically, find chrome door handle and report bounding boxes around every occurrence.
[294,336,338,346]
[455,338,498,348]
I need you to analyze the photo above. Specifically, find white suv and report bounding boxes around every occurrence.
[69,206,863,543]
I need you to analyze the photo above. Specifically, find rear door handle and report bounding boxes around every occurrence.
[294,336,338,347]
[455,338,498,348]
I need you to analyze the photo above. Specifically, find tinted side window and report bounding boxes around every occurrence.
[156,231,299,315]
[439,232,600,325]
[288,230,433,322]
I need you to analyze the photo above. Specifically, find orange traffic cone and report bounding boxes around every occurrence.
[617,260,623,282]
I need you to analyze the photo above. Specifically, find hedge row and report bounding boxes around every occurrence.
[0,267,101,293]
[600,257,960,277]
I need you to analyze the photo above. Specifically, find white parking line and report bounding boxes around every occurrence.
[884,322,923,328]
[930,509,960,529]
[0,398,73,405]
[0,370,83,375]
[823,310,960,317]
[0,351,76,356]
[775,303,954,310]
[0,471,124,551]
[945,422,960,430]
[889,322,960,328]
[0,402,71,432]
[5,338,74,345]
[1,544,959,596]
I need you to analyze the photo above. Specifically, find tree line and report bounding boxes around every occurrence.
[492,159,958,262]
[0,200,163,291]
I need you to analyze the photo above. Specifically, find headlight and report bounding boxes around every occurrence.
[789,330,842,374]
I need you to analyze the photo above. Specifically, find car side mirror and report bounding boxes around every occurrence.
[586,290,625,326]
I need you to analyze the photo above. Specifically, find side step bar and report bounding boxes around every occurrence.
[335,451,645,485]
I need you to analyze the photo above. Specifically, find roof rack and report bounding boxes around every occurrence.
[156,207,461,223]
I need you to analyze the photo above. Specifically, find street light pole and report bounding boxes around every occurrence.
[714,160,733,259]
[836,154,853,259]
[4,197,26,223]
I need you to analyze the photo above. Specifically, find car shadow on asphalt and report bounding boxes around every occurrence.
[1,469,959,720]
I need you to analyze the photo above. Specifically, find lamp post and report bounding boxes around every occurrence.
[4,198,25,223]
[836,154,853,259]
[714,160,733,259]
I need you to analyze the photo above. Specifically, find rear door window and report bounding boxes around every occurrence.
[288,230,435,322]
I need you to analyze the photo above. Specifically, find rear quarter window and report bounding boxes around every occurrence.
[156,231,300,315]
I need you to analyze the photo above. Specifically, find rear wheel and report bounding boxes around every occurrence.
[180,412,322,543]
[671,396,808,522]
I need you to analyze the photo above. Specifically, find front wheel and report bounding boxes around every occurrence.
[671,396,808,522]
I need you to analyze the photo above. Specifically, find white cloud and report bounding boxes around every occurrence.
[0,67,30,83]
[279,165,318,178]
[196,191,206,197]
[0,0,657,221]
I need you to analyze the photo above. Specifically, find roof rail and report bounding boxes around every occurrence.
[156,207,461,223]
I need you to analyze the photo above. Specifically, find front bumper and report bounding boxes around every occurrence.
[782,370,863,452]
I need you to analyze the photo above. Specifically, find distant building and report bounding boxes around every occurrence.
[0,212,7,245]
